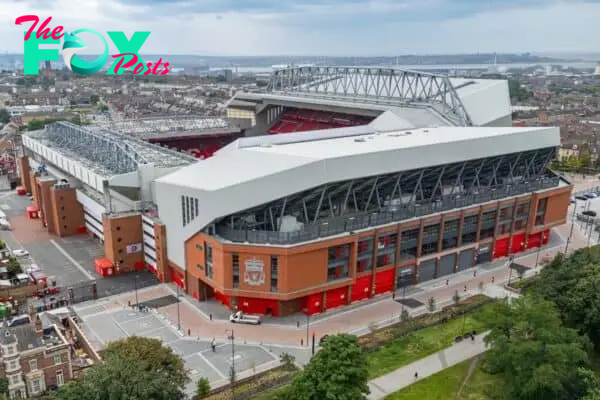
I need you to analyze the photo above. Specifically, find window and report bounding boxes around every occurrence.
[232,253,239,289]
[53,354,62,365]
[28,359,37,371]
[5,345,15,356]
[10,375,20,385]
[463,214,478,226]
[444,219,459,232]
[30,378,41,394]
[205,243,213,279]
[8,359,18,370]
[270,256,278,292]
[56,370,64,387]
[423,224,439,237]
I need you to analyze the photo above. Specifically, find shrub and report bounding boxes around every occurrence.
[196,378,210,399]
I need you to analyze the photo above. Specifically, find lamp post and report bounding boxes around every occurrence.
[176,284,181,331]
[134,274,139,307]
[225,329,236,400]
[565,201,578,254]
[535,234,546,268]
[302,309,310,347]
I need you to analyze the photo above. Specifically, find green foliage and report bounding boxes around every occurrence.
[0,109,9,124]
[530,248,600,348]
[400,309,411,322]
[90,94,99,104]
[45,354,185,400]
[6,257,21,276]
[195,377,211,399]
[98,103,109,112]
[288,333,369,400]
[279,352,296,370]
[483,296,592,400]
[0,240,5,250]
[508,79,532,102]
[102,336,189,387]
[0,377,7,395]
[26,118,57,131]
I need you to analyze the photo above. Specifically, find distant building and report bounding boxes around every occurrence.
[0,316,72,398]
[594,63,600,76]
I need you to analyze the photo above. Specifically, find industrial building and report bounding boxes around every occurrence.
[17,66,571,317]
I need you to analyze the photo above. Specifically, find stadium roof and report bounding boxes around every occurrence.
[156,125,559,248]
[25,122,196,177]
[105,117,240,140]
[230,66,511,128]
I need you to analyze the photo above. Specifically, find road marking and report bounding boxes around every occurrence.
[50,239,95,280]
[197,352,227,379]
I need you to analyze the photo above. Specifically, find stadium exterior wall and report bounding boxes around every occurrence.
[173,184,570,317]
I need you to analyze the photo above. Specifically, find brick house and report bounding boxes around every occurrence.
[0,315,72,398]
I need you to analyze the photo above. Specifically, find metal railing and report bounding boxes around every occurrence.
[216,176,560,245]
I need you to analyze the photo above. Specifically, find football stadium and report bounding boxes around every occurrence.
[17,66,570,317]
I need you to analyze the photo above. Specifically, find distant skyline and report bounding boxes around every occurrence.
[2,0,600,56]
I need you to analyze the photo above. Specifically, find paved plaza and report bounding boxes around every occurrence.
[72,300,280,393]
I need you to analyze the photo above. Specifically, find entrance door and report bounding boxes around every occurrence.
[418,259,436,283]
[438,254,456,277]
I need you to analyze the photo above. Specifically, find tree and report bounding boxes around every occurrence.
[6,257,22,276]
[530,248,600,348]
[195,377,211,399]
[483,296,592,400]
[0,109,9,124]
[102,336,189,387]
[0,378,7,396]
[44,354,185,400]
[90,94,99,104]
[288,334,369,400]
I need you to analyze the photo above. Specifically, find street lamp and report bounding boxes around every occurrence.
[302,309,310,347]
[176,284,181,331]
[534,234,547,268]
[134,274,139,307]
[225,329,236,400]
[565,201,578,254]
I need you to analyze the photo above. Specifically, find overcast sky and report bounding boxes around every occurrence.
[2,0,600,56]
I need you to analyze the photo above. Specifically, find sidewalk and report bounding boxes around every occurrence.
[367,332,489,400]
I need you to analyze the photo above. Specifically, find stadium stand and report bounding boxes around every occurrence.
[268,108,374,134]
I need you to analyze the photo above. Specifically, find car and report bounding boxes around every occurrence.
[582,210,597,217]
[576,195,589,201]
[229,311,261,325]
[584,193,595,199]
[11,249,29,257]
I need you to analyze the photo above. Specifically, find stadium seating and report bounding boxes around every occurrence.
[268,108,373,134]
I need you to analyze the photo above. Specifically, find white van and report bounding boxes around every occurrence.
[6,314,30,327]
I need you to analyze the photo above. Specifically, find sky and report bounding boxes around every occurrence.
[1,0,600,56]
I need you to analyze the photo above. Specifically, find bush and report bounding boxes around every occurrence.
[279,353,295,370]
[196,378,210,399]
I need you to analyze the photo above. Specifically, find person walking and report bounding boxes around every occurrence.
[414,372,418,380]
[211,338,216,352]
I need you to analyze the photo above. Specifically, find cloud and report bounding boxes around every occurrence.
[1,0,599,56]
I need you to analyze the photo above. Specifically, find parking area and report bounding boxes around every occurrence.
[0,192,158,300]
[72,301,279,393]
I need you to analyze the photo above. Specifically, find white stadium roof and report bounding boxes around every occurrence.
[155,125,560,268]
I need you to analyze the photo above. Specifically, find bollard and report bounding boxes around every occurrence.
[491,276,495,283]
[464,285,467,292]
[446,279,449,286]
[188,328,191,336]
[297,321,300,328]
[209,313,212,321]
[392,292,395,300]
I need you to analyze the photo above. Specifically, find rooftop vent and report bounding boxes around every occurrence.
[405,131,412,135]
[354,138,366,142]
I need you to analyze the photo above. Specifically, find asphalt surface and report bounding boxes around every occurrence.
[0,190,158,300]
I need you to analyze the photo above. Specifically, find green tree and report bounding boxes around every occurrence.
[195,377,211,399]
[483,296,592,400]
[530,248,600,348]
[6,257,22,276]
[0,377,7,395]
[44,354,185,400]
[101,336,189,388]
[90,94,99,104]
[0,109,9,124]
[581,152,592,169]
[288,333,369,400]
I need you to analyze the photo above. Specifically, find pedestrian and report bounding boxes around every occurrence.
[463,285,467,292]
[491,276,495,283]
[471,334,475,341]
[211,338,216,352]
[414,372,418,380]
[446,279,449,286]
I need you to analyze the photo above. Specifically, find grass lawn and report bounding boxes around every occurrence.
[384,358,502,400]
[367,304,493,379]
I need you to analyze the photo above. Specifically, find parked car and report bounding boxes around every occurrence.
[575,195,588,201]
[29,271,47,288]
[582,210,597,217]
[584,193,596,199]
[229,311,261,325]
[11,249,29,257]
